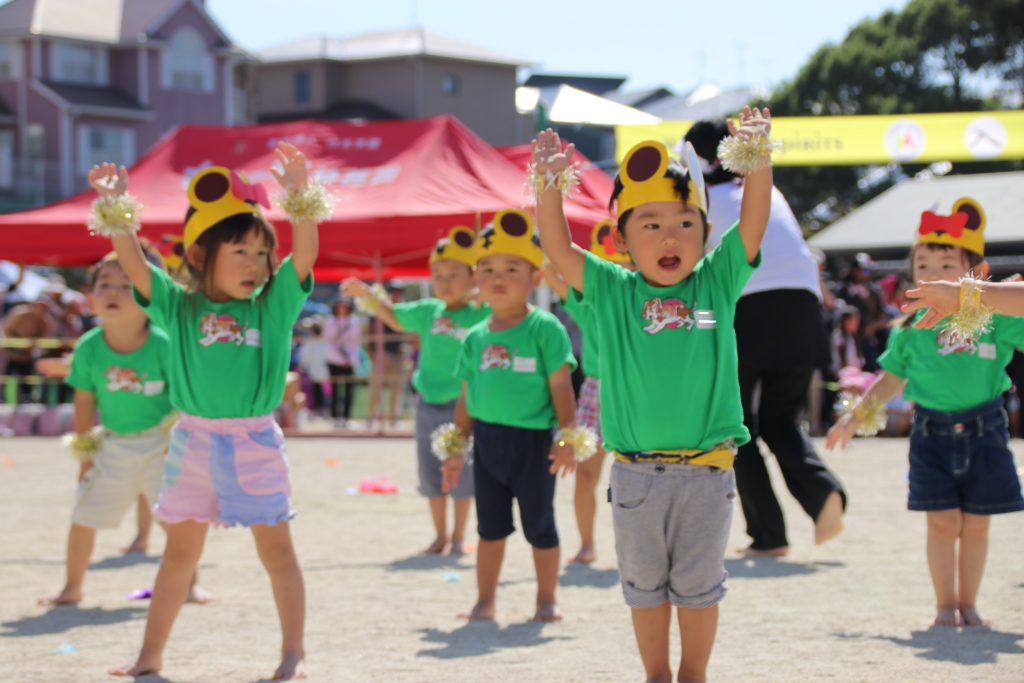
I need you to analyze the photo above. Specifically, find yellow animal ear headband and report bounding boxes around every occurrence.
[475,208,543,268]
[430,225,478,268]
[916,196,986,257]
[160,234,184,272]
[589,219,631,264]
[615,140,707,219]
[183,166,271,248]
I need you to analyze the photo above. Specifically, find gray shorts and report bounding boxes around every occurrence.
[415,397,474,499]
[609,460,735,609]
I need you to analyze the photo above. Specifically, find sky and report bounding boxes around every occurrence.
[207,0,910,94]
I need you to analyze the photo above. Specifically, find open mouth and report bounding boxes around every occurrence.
[658,256,681,270]
[241,280,257,289]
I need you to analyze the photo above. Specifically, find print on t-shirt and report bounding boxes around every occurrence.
[480,343,512,371]
[105,366,144,393]
[198,313,262,348]
[642,297,695,334]
[431,316,470,340]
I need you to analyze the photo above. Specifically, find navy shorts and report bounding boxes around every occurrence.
[472,420,558,548]
[908,398,1024,515]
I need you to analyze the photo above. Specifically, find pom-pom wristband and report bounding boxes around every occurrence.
[278,181,333,224]
[88,194,143,237]
[554,425,598,462]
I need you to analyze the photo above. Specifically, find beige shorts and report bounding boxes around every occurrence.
[71,425,169,529]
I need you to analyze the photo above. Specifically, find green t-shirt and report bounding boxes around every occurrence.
[393,299,491,404]
[457,307,577,429]
[134,255,312,418]
[878,313,1024,412]
[583,224,759,453]
[66,325,174,435]
[563,288,599,379]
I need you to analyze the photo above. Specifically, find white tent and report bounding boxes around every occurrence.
[517,85,660,126]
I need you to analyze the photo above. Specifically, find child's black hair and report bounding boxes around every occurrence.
[88,238,165,288]
[683,119,738,186]
[608,162,708,240]
[181,207,278,300]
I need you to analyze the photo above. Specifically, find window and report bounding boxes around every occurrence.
[78,125,134,176]
[51,43,107,85]
[0,40,20,80]
[162,27,212,92]
[26,124,44,158]
[294,70,310,104]
[442,73,461,95]
[0,130,13,189]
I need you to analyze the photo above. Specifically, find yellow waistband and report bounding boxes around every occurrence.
[612,444,735,471]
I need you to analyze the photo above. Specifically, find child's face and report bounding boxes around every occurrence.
[842,313,860,334]
[431,259,474,305]
[614,201,705,287]
[89,262,147,327]
[208,229,272,302]
[912,246,971,284]
[475,254,539,311]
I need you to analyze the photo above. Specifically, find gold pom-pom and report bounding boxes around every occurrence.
[837,393,887,437]
[88,194,143,237]
[717,134,779,175]
[943,276,993,346]
[354,283,390,316]
[554,425,599,461]
[278,182,333,224]
[527,163,580,202]
[431,423,473,462]
[62,427,105,461]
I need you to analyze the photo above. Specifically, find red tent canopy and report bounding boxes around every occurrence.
[0,116,609,278]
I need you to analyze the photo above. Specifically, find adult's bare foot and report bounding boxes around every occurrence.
[569,546,595,564]
[814,491,844,545]
[38,586,83,606]
[187,584,216,605]
[448,538,465,557]
[533,601,563,622]
[458,599,495,621]
[121,537,149,554]
[737,544,789,557]
[108,655,161,677]
[273,651,308,680]
[421,537,447,555]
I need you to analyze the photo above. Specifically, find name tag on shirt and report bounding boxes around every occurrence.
[978,342,996,360]
[143,380,165,396]
[513,356,537,373]
[694,310,717,329]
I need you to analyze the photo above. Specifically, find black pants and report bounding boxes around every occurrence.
[732,289,845,550]
[328,363,355,419]
[309,381,326,412]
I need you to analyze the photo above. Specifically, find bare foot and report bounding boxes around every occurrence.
[569,546,595,564]
[737,544,789,557]
[108,655,161,677]
[421,537,447,555]
[533,601,563,622]
[121,537,148,554]
[38,587,83,606]
[273,651,308,680]
[448,538,465,557]
[814,491,844,545]
[959,605,991,627]
[187,584,216,605]
[458,599,495,621]
[933,605,959,627]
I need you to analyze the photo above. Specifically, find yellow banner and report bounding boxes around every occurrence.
[615,111,1024,165]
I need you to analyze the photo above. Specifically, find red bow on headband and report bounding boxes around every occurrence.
[919,210,967,238]
[230,171,272,209]
[600,234,617,256]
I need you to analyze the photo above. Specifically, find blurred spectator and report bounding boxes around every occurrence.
[324,298,362,427]
[297,321,330,415]
[368,283,409,426]
[831,305,865,372]
[836,253,889,371]
[2,296,56,402]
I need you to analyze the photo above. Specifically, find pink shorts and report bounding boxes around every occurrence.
[576,376,602,441]
[156,414,294,527]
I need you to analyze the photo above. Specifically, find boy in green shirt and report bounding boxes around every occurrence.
[828,197,1024,628]
[440,209,585,622]
[342,227,489,555]
[533,107,774,683]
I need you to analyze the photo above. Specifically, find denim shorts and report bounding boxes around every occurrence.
[908,398,1024,515]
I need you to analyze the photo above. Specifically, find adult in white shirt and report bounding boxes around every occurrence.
[684,120,847,556]
[323,298,363,426]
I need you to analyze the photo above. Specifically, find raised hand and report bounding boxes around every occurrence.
[531,128,576,175]
[903,280,960,328]
[340,277,368,299]
[87,163,128,197]
[727,106,772,140]
[270,141,309,192]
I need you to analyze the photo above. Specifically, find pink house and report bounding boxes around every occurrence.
[0,0,244,205]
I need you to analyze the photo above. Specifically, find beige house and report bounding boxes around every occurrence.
[252,29,526,146]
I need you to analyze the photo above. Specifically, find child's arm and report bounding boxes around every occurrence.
[825,371,906,450]
[340,278,404,331]
[533,129,585,292]
[441,388,474,494]
[904,279,1024,328]
[270,142,319,283]
[87,163,152,301]
[72,389,97,482]
[542,264,570,301]
[547,365,579,477]
[729,107,774,264]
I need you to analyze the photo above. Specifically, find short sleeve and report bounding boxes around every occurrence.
[561,288,588,327]
[393,300,435,335]
[456,327,480,382]
[65,339,94,392]
[583,251,625,307]
[995,314,1024,350]
[133,264,181,330]
[701,223,760,302]
[539,316,577,377]
[877,323,910,379]
[264,255,313,325]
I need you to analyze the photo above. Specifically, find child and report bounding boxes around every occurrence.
[342,226,488,555]
[438,209,587,622]
[827,196,1024,627]
[543,219,632,565]
[533,107,774,683]
[39,249,208,606]
[297,321,330,415]
[90,142,323,680]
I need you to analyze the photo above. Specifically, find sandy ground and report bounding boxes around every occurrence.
[1,435,1022,683]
